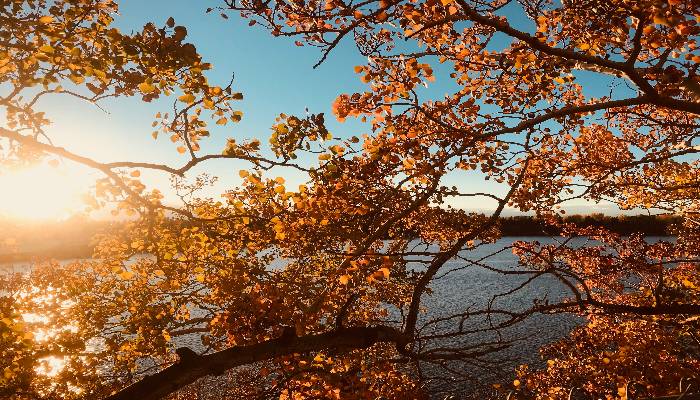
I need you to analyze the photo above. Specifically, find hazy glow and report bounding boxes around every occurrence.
[23,290,77,380]
[35,356,66,378]
[0,162,94,220]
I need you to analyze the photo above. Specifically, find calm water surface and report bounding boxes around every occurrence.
[1,237,672,397]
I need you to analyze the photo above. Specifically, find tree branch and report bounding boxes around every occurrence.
[104,326,404,400]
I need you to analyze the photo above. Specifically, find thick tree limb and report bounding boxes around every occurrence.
[104,326,404,400]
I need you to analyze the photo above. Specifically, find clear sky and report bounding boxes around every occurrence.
[1,0,373,220]
[0,0,622,220]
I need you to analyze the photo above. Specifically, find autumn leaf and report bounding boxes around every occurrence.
[138,82,156,94]
[119,271,135,280]
[38,45,54,54]
[69,75,85,84]
[178,93,196,103]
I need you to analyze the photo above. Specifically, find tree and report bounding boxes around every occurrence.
[1,0,700,399]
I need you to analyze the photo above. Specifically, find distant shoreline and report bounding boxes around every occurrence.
[497,214,680,237]
[0,245,93,264]
[0,214,680,264]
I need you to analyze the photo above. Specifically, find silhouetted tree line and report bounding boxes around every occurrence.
[498,214,681,236]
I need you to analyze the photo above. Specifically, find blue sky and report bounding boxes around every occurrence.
[47,0,370,163]
[33,0,520,217]
[24,0,384,218]
[1,0,628,220]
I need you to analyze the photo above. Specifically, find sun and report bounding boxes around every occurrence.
[0,162,95,220]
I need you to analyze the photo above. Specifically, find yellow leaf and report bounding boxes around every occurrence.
[440,0,454,5]
[339,275,350,285]
[69,75,85,85]
[274,185,285,194]
[130,170,141,177]
[178,93,196,103]
[38,16,54,24]
[216,117,227,125]
[93,69,106,79]
[238,170,249,178]
[39,44,54,54]
[195,274,205,282]
[138,82,156,94]
[177,146,187,154]
[119,271,135,280]
[154,269,165,277]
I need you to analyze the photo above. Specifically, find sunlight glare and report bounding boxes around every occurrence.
[0,162,94,220]
[35,356,66,378]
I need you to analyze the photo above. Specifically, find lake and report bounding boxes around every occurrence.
[1,236,672,398]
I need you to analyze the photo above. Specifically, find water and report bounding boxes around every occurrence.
[407,238,584,395]
[0,237,672,397]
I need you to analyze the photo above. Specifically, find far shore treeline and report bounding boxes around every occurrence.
[498,213,681,237]
[0,214,680,264]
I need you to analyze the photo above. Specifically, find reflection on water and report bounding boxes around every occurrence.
[35,356,65,378]
[0,237,672,394]
[1,275,81,381]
